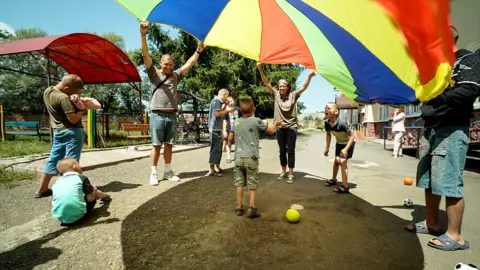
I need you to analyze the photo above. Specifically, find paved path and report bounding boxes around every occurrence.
[0,132,478,269]
[0,143,208,172]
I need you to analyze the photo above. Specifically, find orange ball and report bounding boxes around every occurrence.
[403,177,414,185]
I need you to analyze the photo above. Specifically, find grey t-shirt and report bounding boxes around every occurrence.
[231,117,267,159]
[325,118,352,145]
[146,65,185,112]
[273,89,300,128]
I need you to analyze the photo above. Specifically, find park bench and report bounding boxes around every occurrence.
[122,123,151,147]
[5,121,47,141]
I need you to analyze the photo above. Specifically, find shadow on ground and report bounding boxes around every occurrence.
[98,181,142,193]
[0,202,120,270]
[121,169,424,270]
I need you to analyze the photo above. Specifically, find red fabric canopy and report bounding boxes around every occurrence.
[0,33,141,85]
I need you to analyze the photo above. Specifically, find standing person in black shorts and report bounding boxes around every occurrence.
[323,102,356,194]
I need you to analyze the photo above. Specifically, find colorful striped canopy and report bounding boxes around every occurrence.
[116,0,455,105]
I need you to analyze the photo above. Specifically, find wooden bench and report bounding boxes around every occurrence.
[122,124,151,147]
[5,121,47,141]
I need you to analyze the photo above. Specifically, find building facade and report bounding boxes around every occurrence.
[362,0,480,145]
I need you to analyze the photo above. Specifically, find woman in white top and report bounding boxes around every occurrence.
[391,107,406,158]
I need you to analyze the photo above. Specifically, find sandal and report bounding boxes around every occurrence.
[333,185,349,194]
[404,221,442,236]
[427,234,470,251]
[325,179,337,186]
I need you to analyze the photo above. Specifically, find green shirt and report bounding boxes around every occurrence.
[231,117,267,159]
[43,86,82,129]
[51,172,93,224]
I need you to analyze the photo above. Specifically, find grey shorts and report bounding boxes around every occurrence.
[150,111,177,145]
[416,126,469,198]
[209,131,223,165]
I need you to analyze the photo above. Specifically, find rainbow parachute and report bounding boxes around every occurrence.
[116,0,455,105]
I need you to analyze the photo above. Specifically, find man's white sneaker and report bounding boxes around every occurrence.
[150,173,159,186]
[164,170,180,182]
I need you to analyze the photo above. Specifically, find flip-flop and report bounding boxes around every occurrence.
[33,189,52,198]
[404,221,442,236]
[427,234,470,251]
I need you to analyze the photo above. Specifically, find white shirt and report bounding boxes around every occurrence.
[392,112,406,132]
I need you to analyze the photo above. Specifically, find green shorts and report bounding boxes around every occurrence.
[234,157,259,190]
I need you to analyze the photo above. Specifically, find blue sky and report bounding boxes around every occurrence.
[0,0,336,112]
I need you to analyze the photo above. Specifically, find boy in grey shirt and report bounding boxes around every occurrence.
[229,96,282,218]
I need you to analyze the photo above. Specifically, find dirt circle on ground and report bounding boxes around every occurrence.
[121,170,425,270]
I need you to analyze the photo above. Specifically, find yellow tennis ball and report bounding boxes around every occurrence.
[285,208,300,223]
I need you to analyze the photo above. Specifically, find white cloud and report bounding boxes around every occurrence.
[0,21,16,36]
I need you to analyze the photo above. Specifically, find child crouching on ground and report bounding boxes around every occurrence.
[323,102,356,194]
[52,158,111,226]
[229,96,283,218]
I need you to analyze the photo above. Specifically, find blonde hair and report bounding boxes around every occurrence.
[326,102,339,111]
[56,158,79,175]
[218,88,229,97]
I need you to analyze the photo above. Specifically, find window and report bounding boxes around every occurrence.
[379,105,390,120]
[405,105,420,115]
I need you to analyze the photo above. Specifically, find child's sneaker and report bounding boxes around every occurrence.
[277,172,287,180]
[235,205,244,216]
[150,173,159,186]
[247,207,261,218]
[205,171,222,177]
[163,170,180,182]
[287,174,294,184]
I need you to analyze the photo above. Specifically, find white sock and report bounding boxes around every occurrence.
[164,164,171,172]
[151,166,157,174]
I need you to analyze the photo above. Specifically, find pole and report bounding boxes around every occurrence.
[87,109,96,148]
[139,82,143,118]
[0,104,4,142]
[45,49,54,144]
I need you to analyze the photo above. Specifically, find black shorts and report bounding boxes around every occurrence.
[335,142,355,159]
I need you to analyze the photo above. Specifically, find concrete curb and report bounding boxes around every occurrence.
[7,144,209,173]
[81,144,208,171]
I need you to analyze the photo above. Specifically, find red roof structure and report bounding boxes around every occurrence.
[0,33,141,85]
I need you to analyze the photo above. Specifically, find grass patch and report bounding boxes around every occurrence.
[0,167,36,189]
[0,135,52,158]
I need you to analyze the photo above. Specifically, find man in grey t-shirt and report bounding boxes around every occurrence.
[206,88,233,176]
[140,21,204,185]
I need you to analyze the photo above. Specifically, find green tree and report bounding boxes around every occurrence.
[0,28,51,113]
